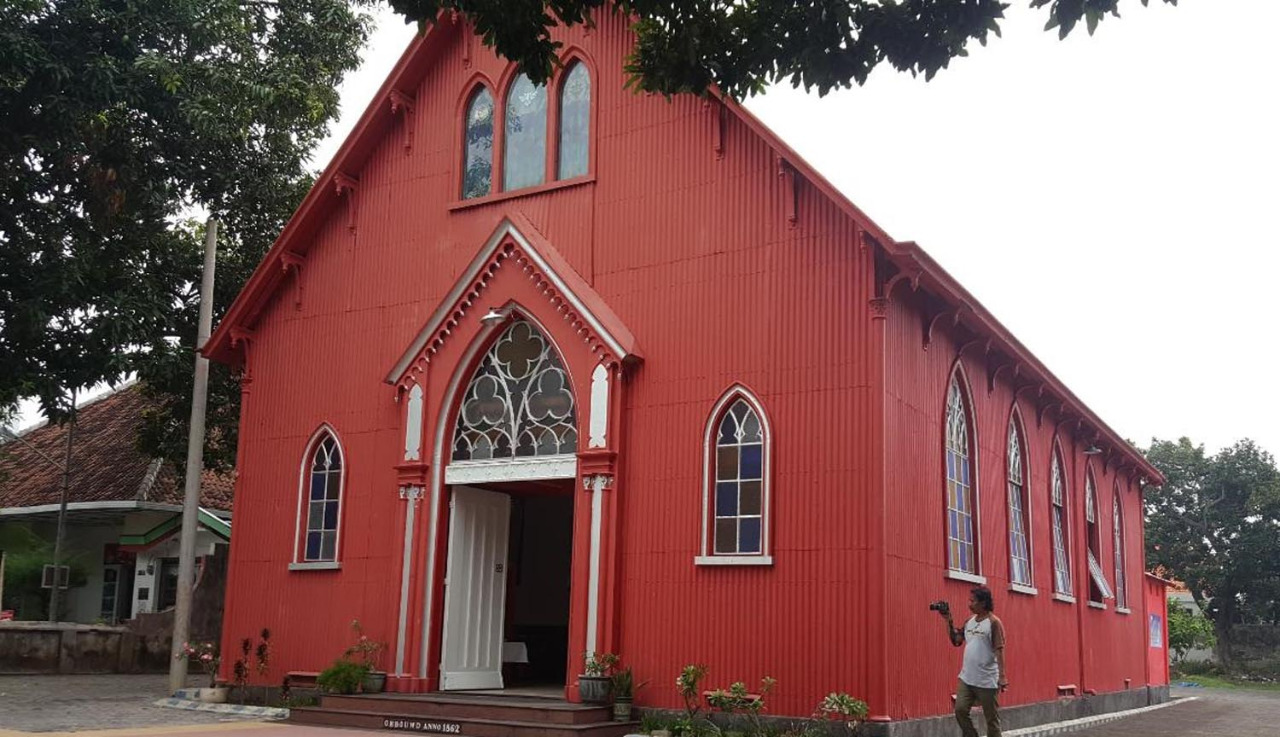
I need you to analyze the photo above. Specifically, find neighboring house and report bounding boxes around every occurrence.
[0,384,233,624]
[200,14,1169,727]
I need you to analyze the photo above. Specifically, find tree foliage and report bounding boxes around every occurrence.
[387,1,1179,98]
[1145,438,1280,667]
[1166,597,1215,663]
[1,0,372,469]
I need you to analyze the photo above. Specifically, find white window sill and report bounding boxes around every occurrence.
[289,561,341,571]
[1088,601,1107,610]
[1053,592,1076,604]
[1116,606,1132,615]
[946,570,987,585]
[695,555,773,566]
[1009,584,1038,596]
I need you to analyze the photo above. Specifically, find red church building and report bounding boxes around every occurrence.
[205,13,1170,733]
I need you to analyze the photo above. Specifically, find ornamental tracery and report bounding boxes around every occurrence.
[451,320,577,462]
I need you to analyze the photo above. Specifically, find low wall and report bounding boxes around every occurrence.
[0,621,161,674]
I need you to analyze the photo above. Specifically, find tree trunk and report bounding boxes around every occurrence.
[1212,598,1235,670]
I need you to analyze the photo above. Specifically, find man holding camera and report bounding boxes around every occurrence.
[935,586,1006,737]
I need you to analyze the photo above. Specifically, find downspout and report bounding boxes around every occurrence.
[865,231,891,722]
[1074,442,1087,697]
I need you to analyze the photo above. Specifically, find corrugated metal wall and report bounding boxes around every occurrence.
[219,11,1150,723]
[882,287,1151,718]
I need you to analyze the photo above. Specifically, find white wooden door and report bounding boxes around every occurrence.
[440,486,511,690]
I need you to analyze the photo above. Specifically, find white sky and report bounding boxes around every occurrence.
[15,1,1279,460]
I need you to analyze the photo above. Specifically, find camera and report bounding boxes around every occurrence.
[929,600,950,616]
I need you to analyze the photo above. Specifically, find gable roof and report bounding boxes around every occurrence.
[0,384,235,512]
[201,17,1161,484]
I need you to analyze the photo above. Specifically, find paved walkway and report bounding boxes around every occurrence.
[1067,686,1280,736]
[0,675,255,733]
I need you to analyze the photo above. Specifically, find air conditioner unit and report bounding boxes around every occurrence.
[40,564,70,589]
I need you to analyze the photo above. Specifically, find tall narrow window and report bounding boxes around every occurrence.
[945,374,978,575]
[462,87,495,199]
[700,388,772,563]
[503,73,548,191]
[1007,414,1032,587]
[1051,448,1072,596]
[558,62,590,179]
[1084,469,1112,604]
[1113,489,1128,609]
[300,430,344,563]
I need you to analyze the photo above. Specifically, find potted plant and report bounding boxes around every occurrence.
[317,659,370,695]
[610,667,647,722]
[176,641,227,703]
[346,619,387,693]
[579,651,618,704]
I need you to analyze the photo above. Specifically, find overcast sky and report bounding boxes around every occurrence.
[16,1,1278,460]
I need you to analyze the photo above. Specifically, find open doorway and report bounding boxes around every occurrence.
[439,479,574,693]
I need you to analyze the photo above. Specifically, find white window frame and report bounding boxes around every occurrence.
[944,367,981,577]
[1006,407,1033,589]
[1050,444,1073,596]
[1113,486,1128,610]
[697,385,773,565]
[291,424,346,569]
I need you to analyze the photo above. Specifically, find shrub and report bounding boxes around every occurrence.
[317,659,370,694]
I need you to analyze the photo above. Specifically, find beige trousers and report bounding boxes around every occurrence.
[954,678,1001,737]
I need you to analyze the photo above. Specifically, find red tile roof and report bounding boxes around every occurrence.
[0,385,234,511]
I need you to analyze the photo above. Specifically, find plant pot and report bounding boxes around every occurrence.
[578,675,612,704]
[612,697,632,722]
[363,671,387,693]
[197,687,230,704]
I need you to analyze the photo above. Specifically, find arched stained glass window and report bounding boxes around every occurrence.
[1051,447,1072,595]
[452,320,576,462]
[945,375,978,575]
[558,62,590,179]
[1113,489,1128,609]
[462,87,495,199]
[504,74,548,191]
[300,430,343,563]
[1008,414,1032,587]
[712,398,765,555]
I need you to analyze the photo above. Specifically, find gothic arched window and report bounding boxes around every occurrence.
[1051,445,1073,596]
[503,74,548,191]
[452,320,577,461]
[945,373,979,575]
[1007,411,1032,588]
[699,388,772,563]
[557,62,591,179]
[462,86,495,199]
[296,428,344,564]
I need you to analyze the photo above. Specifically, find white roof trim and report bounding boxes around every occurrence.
[384,219,631,384]
[0,500,183,517]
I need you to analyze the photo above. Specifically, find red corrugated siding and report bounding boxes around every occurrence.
[218,13,1151,723]
[882,287,1153,718]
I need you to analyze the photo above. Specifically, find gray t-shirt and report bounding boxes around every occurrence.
[959,615,1002,689]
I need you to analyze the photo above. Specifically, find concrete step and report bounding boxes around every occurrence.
[289,706,635,737]
[318,693,611,725]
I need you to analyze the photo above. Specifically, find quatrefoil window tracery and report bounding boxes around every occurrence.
[452,320,577,462]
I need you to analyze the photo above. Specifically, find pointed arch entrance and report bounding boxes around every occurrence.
[384,216,641,697]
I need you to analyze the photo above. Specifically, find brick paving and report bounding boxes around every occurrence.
[0,674,257,733]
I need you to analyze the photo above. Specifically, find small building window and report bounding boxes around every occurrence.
[300,430,344,562]
[699,387,772,563]
[503,73,548,191]
[1084,469,1113,604]
[557,62,590,179]
[1051,447,1073,596]
[945,374,978,575]
[462,86,495,199]
[1113,489,1128,608]
[1007,412,1032,587]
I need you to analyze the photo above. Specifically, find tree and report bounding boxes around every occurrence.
[1,0,372,469]
[1145,438,1280,669]
[386,1,1179,98]
[1166,598,1215,663]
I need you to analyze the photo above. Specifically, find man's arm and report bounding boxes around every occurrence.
[944,613,964,647]
[992,616,1008,689]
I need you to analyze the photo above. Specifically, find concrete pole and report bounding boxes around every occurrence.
[47,396,75,623]
[168,219,219,694]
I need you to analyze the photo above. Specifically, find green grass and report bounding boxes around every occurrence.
[1172,672,1280,692]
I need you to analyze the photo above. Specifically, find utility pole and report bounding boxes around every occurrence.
[169,219,218,694]
[48,393,75,623]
